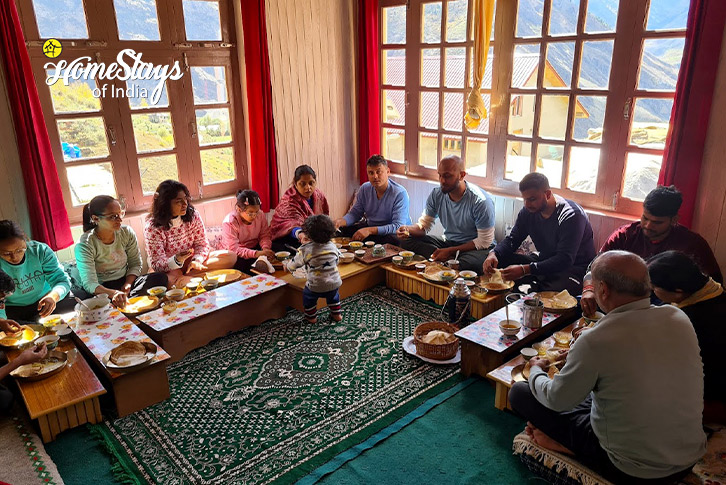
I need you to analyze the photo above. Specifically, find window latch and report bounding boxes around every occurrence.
[190,122,197,138]
[183,52,190,71]
[611,190,619,209]
[197,181,204,199]
[623,98,632,120]
[107,126,117,146]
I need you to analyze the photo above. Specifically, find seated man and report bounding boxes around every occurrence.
[509,251,706,484]
[647,250,726,424]
[581,184,722,315]
[395,155,495,273]
[483,173,595,294]
[334,155,411,244]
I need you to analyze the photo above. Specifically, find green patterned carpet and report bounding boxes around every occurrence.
[92,286,462,484]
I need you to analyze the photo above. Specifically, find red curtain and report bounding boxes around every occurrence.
[240,0,279,211]
[358,0,380,184]
[658,0,726,227]
[0,2,72,250]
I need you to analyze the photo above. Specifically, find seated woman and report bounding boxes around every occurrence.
[222,189,276,273]
[74,195,168,307]
[648,250,726,424]
[144,180,236,286]
[269,165,329,252]
[0,220,74,321]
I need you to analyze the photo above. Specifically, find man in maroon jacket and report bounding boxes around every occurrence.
[581,185,722,315]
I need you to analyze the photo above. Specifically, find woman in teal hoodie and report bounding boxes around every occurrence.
[0,220,73,322]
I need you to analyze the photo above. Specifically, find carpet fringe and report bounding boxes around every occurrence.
[513,433,612,485]
[87,424,143,485]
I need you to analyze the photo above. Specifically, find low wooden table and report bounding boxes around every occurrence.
[383,263,507,319]
[7,339,106,442]
[455,301,577,377]
[255,261,386,311]
[486,322,577,410]
[70,311,172,418]
[136,274,288,362]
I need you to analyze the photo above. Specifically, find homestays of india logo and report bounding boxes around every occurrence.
[43,41,183,104]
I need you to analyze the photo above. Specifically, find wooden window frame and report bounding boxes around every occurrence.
[380,0,688,218]
[17,0,247,223]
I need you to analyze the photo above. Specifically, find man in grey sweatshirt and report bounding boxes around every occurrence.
[509,251,706,483]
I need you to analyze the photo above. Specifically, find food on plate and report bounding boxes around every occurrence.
[421,330,456,345]
[0,326,36,347]
[489,268,505,285]
[121,296,158,313]
[12,355,65,378]
[543,290,577,309]
[109,341,148,367]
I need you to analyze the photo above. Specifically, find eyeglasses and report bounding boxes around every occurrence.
[0,247,26,258]
[98,211,125,221]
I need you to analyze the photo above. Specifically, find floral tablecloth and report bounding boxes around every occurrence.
[455,299,562,352]
[69,310,171,378]
[136,274,287,332]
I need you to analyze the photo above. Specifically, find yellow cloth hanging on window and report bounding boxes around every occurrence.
[465,0,495,130]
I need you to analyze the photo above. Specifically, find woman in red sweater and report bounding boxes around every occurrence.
[144,180,236,286]
[222,190,276,273]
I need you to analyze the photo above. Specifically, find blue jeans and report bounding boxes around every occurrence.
[302,287,341,319]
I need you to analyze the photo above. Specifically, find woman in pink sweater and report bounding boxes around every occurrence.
[144,180,236,285]
[222,190,276,273]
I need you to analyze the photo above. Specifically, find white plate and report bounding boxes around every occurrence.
[402,336,461,364]
[102,342,157,371]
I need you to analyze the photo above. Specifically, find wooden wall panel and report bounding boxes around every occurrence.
[265,0,358,218]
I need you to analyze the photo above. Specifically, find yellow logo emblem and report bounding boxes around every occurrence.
[42,39,62,59]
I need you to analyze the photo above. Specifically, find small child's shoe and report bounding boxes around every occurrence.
[253,255,275,273]
[305,316,318,323]
[331,312,343,322]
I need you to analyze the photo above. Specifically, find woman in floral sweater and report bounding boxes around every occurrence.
[144,180,236,285]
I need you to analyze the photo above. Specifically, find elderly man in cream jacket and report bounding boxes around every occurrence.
[509,250,706,483]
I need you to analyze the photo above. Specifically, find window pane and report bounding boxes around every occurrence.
[540,95,569,140]
[113,0,160,41]
[467,94,491,134]
[647,0,689,31]
[421,49,441,87]
[445,48,466,88]
[383,6,406,44]
[57,117,109,161]
[508,94,535,136]
[420,92,439,129]
[419,133,439,169]
[127,79,170,109]
[446,0,468,42]
[578,41,613,89]
[443,92,463,131]
[622,152,662,201]
[138,155,179,195]
[442,135,462,160]
[47,71,100,114]
[573,96,607,143]
[544,42,574,88]
[382,128,405,163]
[516,0,543,38]
[197,108,231,146]
[201,147,235,185]
[637,39,684,91]
[66,163,116,206]
[383,50,405,86]
[629,98,672,149]
[585,0,618,33]
[191,67,228,104]
[131,112,175,153]
[183,0,222,41]
[506,141,532,182]
[549,0,578,36]
[567,146,600,193]
[31,0,89,39]
[382,89,405,126]
[536,144,563,188]
[512,44,540,88]
[466,138,488,175]
[422,3,442,43]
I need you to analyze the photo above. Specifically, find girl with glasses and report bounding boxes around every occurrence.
[144,180,236,286]
[0,220,74,322]
[74,195,168,307]
[222,189,276,273]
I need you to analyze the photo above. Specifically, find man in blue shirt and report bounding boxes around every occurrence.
[396,156,496,274]
[484,173,595,294]
[334,155,411,244]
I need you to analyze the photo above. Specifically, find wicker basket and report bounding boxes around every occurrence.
[413,321,460,361]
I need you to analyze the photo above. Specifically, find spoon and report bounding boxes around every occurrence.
[74,297,91,311]
[454,250,460,263]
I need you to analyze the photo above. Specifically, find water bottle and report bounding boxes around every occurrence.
[446,278,471,326]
